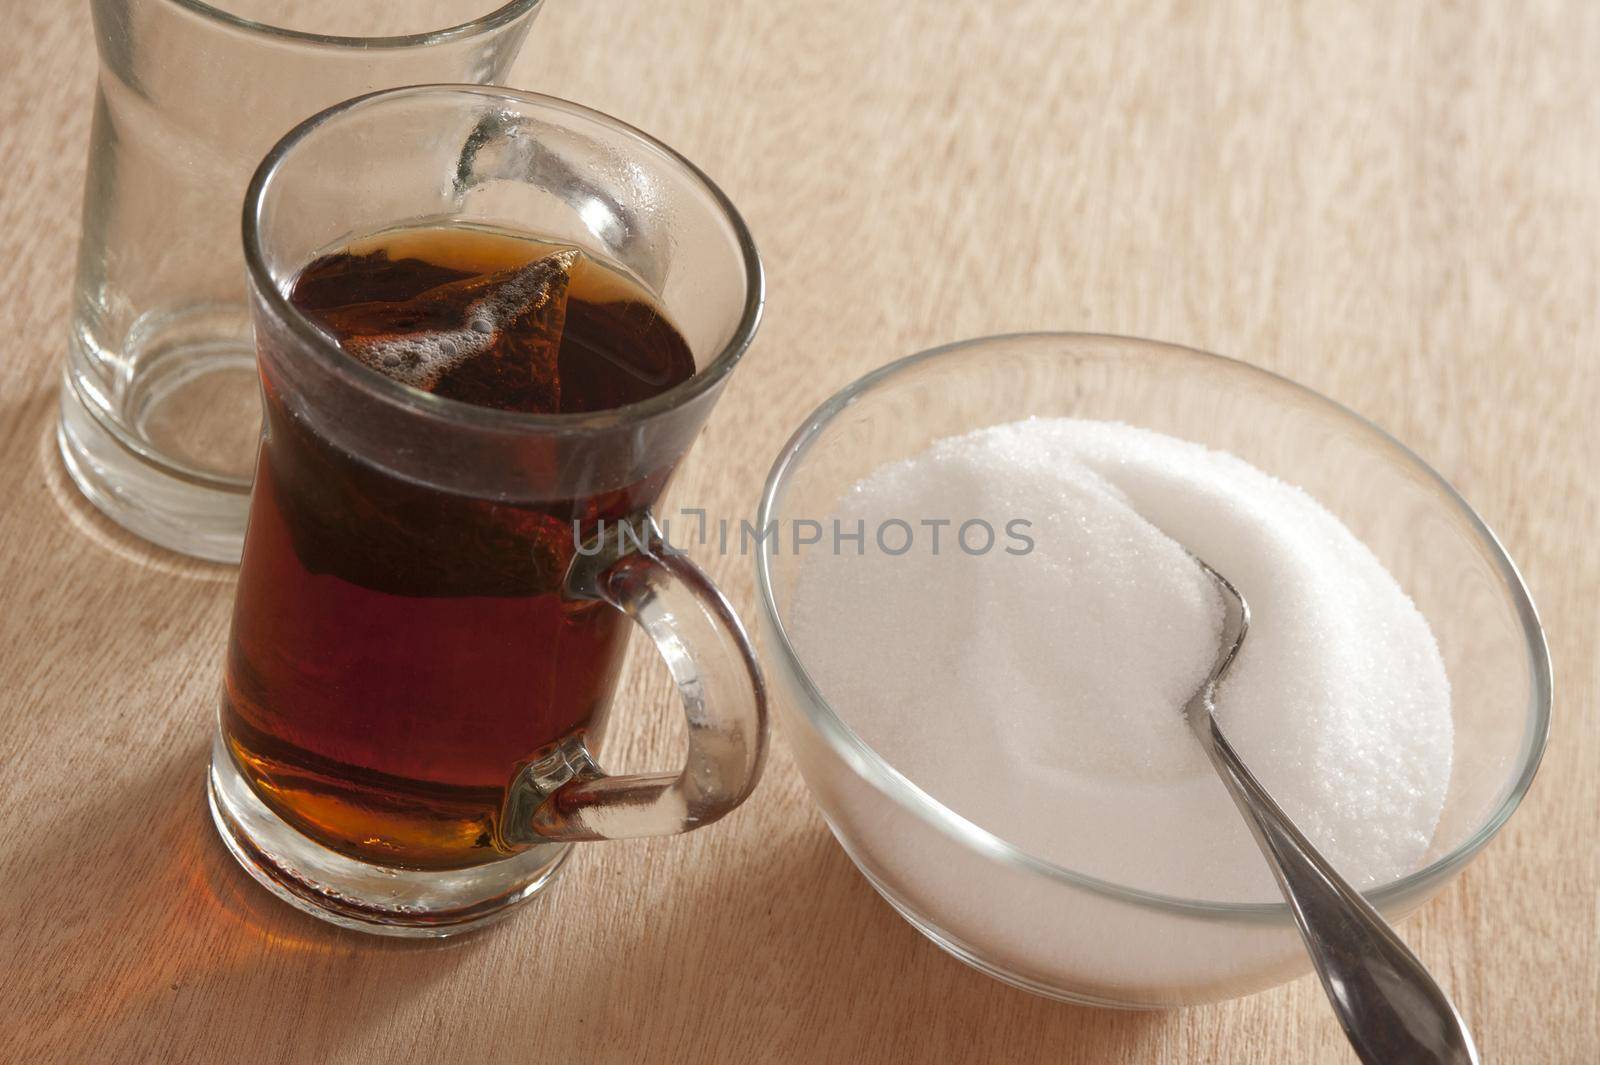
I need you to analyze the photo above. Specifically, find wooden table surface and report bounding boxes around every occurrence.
[3,3,1597,1062]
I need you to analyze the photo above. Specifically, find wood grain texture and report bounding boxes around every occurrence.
[2,1,1597,1062]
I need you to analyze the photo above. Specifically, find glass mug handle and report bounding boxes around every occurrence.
[501,513,768,845]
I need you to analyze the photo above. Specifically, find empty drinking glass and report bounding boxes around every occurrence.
[59,0,544,561]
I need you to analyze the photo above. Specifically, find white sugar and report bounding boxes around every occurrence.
[789,418,1453,902]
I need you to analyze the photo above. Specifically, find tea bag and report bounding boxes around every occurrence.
[313,247,580,414]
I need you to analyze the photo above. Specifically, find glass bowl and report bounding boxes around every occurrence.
[753,332,1550,1007]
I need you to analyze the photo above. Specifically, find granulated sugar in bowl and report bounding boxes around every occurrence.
[754,333,1548,1007]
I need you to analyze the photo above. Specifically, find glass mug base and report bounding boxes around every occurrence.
[206,732,572,937]
[58,313,257,563]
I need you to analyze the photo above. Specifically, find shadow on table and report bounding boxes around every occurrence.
[0,736,483,1064]
[3,757,1170,1064]
[12,387,235,583]
[508,812,1172,1064]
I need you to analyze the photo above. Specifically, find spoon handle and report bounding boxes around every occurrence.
[1198,718,1479,1065]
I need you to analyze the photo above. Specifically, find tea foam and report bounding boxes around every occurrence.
[341,247,578,391]
[789,418,1453,901]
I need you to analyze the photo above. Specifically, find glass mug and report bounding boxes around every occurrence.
[60,0,544,563]
[208,86,768,935]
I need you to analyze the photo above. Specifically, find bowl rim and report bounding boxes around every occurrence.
[753,331,1553,919]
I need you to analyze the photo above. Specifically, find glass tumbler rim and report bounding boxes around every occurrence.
[162,0,546,49]
[754,330,1553,921]
[242,84,765,436]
